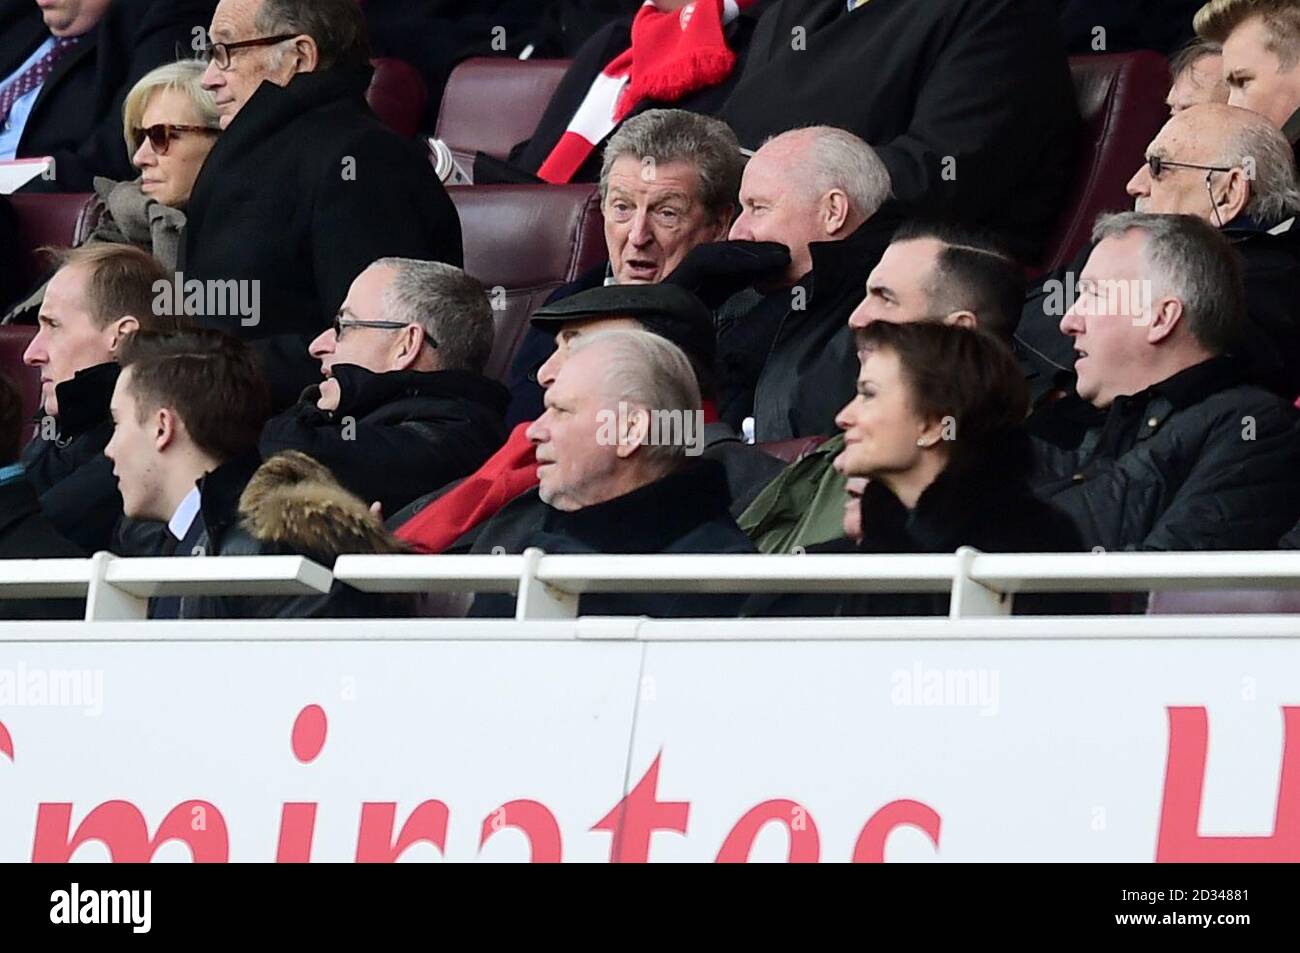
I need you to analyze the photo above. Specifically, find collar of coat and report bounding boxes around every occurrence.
[50,361,118,438]
[310,364,510,420]
[193,451,263,547]
[539,458,734,553]
[800,206,903,308]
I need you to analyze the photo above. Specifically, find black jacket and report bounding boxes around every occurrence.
[4,0,216,192]
[0,472,84,620]
[17,361,122,554]
[1017,219,1300,414]
[500,9,763,183]
[259,364,509,517]
[164,451,414,620]
[716,213,900,442]
[470,459,756,617]
[180,65,463,409]
[718,0,1078,262]
[745,431,1092,617]
[1031,357,1300,551]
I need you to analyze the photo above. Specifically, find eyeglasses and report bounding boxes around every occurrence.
[132,124,219,155]
[333,315,438,349]
[200,34,300,70]
[1144,155,1234,227]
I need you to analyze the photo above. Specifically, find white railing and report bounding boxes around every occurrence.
[2,547,1300,622]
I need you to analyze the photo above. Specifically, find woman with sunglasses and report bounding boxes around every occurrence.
[4,60,219,323]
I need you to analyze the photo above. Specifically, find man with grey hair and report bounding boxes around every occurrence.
[470,329,755,619]
[1019,102,1300,414]
[185,0,461,409]
[505,107,751,424]
[1030,211,1300,552]
[259,258,509,516]
[675,124,897,441]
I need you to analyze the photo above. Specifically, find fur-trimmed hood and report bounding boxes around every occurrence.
[237,451,408,564]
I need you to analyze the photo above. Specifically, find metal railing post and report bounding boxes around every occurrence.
[84,552,148,621]
[949,547,1011,618]
[515,548,578,621]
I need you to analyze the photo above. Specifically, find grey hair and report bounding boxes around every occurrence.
[599,109,743,221]
[373,258,495,374]
[1169,37,1222,82]
[122,60,219,158]
[568,329,702,464]
[255,0,371,70]
[1091,211,1244,355]
[1217,111,1300,223]
[766,126,893,218]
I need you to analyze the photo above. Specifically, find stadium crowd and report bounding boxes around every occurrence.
[2,0,1300,619]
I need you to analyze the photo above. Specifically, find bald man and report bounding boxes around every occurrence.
[1018,103,1300,438]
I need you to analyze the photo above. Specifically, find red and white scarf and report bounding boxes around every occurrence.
[536,0,753,184]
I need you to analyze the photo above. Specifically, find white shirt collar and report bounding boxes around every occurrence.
[168,486,202,542]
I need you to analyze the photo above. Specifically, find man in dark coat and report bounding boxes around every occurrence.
[677,126,899,441]
[259,258,509,517]
[2,0,217,192]
[469,328,755,618]
[1030,211,1300,552]
[717,0,1079,263]
[1017,104,1300,444]
[18,244,178,554]
[183,0,462,408]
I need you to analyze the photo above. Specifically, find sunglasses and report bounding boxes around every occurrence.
[132,123,219,155]
[1144,155,1233,179]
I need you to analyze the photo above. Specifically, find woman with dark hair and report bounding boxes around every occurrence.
[746,321,1087,617]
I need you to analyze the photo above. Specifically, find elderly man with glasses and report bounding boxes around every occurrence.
[1017,101,1300,439]
[258,258,509,518]
[182,0,462,409]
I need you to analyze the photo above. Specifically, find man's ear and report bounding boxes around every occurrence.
[944,310,978,331]
[1219,168,1251,225]
[154,406,178,453]
[707,211,733,243]
[390,325,426,372]
[823,189,851,235]
[289,35,319,75]
[1145,296,1183,345]
[108,315,139,352]
[616,406,651,459]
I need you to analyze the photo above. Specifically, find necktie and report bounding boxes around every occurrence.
[0,37,79,127]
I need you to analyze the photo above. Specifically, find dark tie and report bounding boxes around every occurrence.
[149,514,208,620]
[0,37,79,127]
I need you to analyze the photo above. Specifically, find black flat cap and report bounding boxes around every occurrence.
[530,283,716,367]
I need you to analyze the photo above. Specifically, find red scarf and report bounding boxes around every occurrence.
[536,0,753,184]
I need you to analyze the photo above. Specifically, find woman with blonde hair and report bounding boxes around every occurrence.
[4,60,219,323]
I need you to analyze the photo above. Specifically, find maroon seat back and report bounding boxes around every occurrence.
[7,192,100,288]
[367,57,427,139]
[435,57,572,167]
[0,325,41,428]
[447,183,606,381]
[1039,52,1171,273]
[758,435,827,464]
[1147,589,1300,614]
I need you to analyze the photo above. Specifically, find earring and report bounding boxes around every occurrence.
[916,438,929,448]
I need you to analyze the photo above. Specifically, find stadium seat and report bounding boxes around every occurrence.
[367,57,428,140]
[434,57,572,168]
[1038,52,1171,273]
[1147,589,1300,614]
[758,435,827,464]
[447,183,605,382]
[0,324,41,427]
[6,192,100,289]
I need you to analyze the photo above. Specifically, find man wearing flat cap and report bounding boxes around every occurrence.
[391,283,782,554]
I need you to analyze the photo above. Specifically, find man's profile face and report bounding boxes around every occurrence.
[104,368,166,522]
[37,0,111,38]
[1125,113,1222,221]
[1222,16,1300,128]
[526,346,623,512]
[23,264,118,418]
[308,264,404,377]
[729,138,828,286]
[603,155,729,284]
[847,239,944,342]
[201,0,298,129]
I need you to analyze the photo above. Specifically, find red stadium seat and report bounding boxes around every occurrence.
[367,57,428,139]
[6,192,100,289]
[1038,52,1172,273]
[758,435,827,464]
[434,57,572,168]
[0,324,41,428]
[447,183,605,382]
[1147,589,1300,614]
